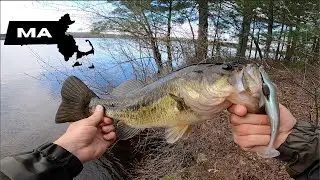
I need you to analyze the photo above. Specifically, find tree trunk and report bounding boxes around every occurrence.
[166,0,173,72]
[196,0,209,62]
[254,28,261,60]
[275,23,285,61]
[211,6,221,58]
[215,1,222,58]
[285,26,293,60]
[187,16,197,57]
[312,36,320,63]
[249,20,256,58]
[211,32,217,57]
[250,33,263,60]
[312,17,320,64]
[141,11,163,74]
[236,9,253,60]
[279,26,288,60]
[264,0,274,59]
[151,37,163,73]
[285,26,298,61]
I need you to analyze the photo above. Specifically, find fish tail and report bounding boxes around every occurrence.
[256,146,280,158]
[55,76,97,123]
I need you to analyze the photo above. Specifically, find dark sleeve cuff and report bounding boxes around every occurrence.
[277,121,319,178]
[37,142,83,177]
[1,142,83,180]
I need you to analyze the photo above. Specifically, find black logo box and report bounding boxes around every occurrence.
[5,21,68,45]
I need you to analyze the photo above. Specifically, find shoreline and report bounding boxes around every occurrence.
[0,33,238,48]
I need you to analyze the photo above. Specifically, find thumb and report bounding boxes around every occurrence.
[85,105,104,126]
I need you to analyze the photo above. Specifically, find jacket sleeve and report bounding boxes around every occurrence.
[278,121,319,180]
[0,142,83,180]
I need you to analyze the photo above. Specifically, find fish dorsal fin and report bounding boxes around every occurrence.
[116,121,143,140]
[111,79,145,97]
[165,124,190,143]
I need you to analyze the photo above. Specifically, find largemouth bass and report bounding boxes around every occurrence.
[55,63,280,158]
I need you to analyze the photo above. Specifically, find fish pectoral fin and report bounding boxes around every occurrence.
[169,93,187,111]
[181,126,192,140]
[111,79,145,97]
[165,124,190,143]
[116,121,143,140]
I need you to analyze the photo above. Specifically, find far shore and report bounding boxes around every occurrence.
[0,32,130,40]
[0,32,238,48]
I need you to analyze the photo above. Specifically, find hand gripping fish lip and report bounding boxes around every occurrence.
[258,66,280,158]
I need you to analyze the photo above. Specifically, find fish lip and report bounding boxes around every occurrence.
[229,63,261,93]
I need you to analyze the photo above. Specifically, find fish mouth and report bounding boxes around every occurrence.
[240,64,262,96]
[227,64,260,91]
[222,63,262,113]
[179,63,262,117]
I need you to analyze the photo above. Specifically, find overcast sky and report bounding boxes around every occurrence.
[1,1,91,34]
[0,1,234,41]
[0,1,198,38]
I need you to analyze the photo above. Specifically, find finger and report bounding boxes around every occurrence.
[103,132,116,141]
[103,117,113,125]
[231,124,271,136]
[86,105,104,126]
[230,113,270,126]
[102,125,115,134]
[228,105,247,116]
[99,122,105,128]
[233,134,270,148]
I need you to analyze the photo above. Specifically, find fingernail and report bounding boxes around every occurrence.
[95,105,104,112]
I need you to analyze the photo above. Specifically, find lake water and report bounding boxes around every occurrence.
[0,38,142,179]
